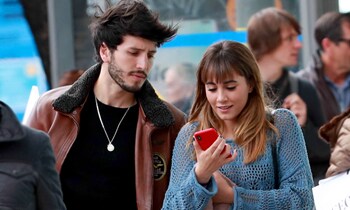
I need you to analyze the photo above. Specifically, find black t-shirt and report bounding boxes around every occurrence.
[60,91,139,209]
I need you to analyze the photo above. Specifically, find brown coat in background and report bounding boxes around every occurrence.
[319,108,350,177]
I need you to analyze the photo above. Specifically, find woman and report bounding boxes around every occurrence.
[162,41,314,209]
[0,100,66,209]
[319,107,350,178]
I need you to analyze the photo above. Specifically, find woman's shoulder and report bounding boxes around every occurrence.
[271,108,294,117]
[179,121,199,134]
[271,108,299,127]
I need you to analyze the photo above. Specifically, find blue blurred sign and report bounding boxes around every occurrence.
[0,0,48,121]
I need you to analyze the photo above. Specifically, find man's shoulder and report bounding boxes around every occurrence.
[34,86,70,113]
[162,100,187,121]
[295,68,311,78]
[40,86,70,102]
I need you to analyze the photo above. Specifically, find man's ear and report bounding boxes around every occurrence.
[99,42,110,62]
[322,38,332,51]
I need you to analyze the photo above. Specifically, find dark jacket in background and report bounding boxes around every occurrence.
[297,50,342,122]
[269,69,330,185]
[0,101,66,210]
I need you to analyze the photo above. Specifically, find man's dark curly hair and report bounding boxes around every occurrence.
[89,0,178,63]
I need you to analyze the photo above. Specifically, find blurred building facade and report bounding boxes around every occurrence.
[1,0,341,119]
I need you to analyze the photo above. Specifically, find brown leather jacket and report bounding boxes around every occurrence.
[26,64,187,210]
[319,107,350,178]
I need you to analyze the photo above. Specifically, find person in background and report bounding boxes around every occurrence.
[0,100,66,210]
[26,1,186,209]
[162,41,314,209]
[58,69,85,86]
[164,62,196,115]
[297,12,350,122]
[247,7,329,185]
[319,106,350,178]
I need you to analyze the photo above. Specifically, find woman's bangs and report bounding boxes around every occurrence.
[201,59,233,83]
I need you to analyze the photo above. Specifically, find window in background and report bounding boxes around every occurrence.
[339,0,350,12]
[0,0,48,121]
[143,0,300,99]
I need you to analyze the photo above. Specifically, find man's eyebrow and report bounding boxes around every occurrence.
[129,47,157,53]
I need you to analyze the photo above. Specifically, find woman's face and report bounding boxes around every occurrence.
[205,71,251,126]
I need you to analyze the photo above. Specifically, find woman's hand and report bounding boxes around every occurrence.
[193,137,236,184]
[212,171,236,204]
[283,93,307,127]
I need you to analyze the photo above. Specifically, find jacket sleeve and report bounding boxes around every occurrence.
[298,79,330,164]
[33,130,66,210]
[323,117,350,177]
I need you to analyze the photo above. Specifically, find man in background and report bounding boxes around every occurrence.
[247,7,329,185]
[164,62,196,115]
[297,12,350,122]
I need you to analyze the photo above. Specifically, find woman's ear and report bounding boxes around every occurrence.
[248,83,253,93]
[99,42,110,62]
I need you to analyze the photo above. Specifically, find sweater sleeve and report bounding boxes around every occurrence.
[233,109,314,210]
[162,123,218,210]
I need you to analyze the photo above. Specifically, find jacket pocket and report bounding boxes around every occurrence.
[0,162,36,210]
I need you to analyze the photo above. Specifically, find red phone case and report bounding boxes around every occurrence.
[193,128,219,150]
[193,128,232,158]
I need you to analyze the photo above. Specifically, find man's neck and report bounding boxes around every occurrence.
[258,57,284,83]
[322,55,349,85]
[94,74,136,108]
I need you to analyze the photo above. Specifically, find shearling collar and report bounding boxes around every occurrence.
[0,101,25,142]
[53,63,175,128]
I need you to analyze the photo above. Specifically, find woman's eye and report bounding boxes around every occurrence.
[227,86,236,90]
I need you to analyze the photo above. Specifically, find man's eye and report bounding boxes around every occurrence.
[129,51,138,56]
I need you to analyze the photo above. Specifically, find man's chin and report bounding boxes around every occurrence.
[121,84,143,93]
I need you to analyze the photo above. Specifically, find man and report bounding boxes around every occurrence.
[247,7,329,185]
[297,12,350,122]
[164,62,196,115]
[27,1,186,209]
[0,100,66,210]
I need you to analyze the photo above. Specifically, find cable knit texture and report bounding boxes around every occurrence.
[162,109,314,210]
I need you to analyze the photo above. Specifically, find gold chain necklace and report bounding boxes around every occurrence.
[95,96,130,152]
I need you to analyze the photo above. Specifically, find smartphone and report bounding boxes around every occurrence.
[193,128,232,157]
[193,128,219,150]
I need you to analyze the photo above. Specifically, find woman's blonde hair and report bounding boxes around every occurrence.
[188,41,278,164]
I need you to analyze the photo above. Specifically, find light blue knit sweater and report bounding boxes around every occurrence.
[162,109,314,210]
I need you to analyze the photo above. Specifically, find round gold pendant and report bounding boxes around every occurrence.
[107,143,114,152]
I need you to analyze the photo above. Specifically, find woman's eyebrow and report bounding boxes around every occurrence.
[223,80,237,84]
[205,80,237,85]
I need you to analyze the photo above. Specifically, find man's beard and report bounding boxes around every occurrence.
[108,60,147,93]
